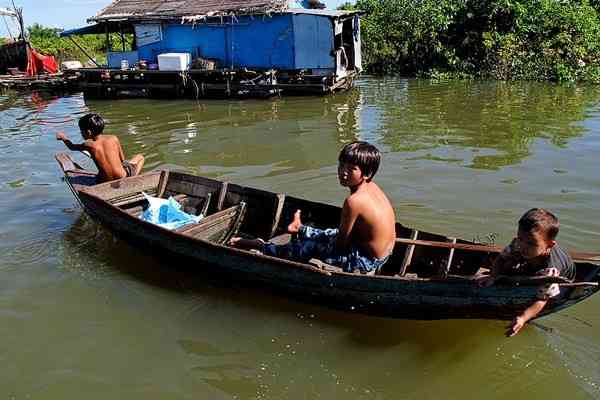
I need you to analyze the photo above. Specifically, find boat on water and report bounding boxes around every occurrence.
[0,7,63,91]
[56,152,600,320]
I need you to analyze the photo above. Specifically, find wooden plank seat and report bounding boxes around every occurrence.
[108,189,158,207]
[174,202,247,244]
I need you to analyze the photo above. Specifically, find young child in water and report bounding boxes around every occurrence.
[230,141,397,275]
[479,208,575,336]
[56,113,144,183]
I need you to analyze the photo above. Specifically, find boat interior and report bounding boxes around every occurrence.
[72,166,499,279]
[56,150,598,284]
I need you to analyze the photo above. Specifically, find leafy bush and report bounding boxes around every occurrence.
[347,0,600,81]
[27,23,111,65]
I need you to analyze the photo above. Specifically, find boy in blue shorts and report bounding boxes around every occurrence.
[230,141,397,275]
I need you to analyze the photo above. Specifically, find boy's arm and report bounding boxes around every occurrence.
[56,132,88,152]
[506,299,547,337]
[506,268,559,336]
[335,197,360,250]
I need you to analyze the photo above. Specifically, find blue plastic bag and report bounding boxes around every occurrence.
[139,192,203,230]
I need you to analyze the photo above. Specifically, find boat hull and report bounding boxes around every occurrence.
[60,163,599,321]
[80,191,600,319]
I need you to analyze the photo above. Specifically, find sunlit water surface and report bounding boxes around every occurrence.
[1,77,599,399]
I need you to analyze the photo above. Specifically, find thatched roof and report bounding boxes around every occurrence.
[89,0,291,22]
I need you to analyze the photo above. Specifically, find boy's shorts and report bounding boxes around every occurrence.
[263,225,390,274]
[122,160,136,177]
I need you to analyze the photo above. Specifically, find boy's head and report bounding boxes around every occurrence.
[337,141,381,185]
[516,208,559,260]
[78,113,104,138]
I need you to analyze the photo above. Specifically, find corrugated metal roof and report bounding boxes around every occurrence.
[90,0,290,22]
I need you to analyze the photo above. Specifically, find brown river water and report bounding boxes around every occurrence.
[1,77,599,399]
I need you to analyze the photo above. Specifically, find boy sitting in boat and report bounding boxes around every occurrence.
[230,141,396,275]
[479,208,575,336]
[56,113,145,183]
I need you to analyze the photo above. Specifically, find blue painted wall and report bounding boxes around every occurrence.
[292,14,335,69]
[135,13,335,70]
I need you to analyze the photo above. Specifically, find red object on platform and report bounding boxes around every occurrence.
[26,47,59,76]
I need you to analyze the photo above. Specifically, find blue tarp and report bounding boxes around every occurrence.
[60,24,105,37]
[140,192,203,230]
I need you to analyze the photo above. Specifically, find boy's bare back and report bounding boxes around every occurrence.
[84,134,127,182]
[343,181,396,259]
[57,113,144,183]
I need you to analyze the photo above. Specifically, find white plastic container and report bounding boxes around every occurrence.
[61,60,83,70]
[157,53,191,71]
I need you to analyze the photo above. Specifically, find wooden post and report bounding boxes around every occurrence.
[120,25,126,52]
[68,37,101,68]
[216,182,229,211]
[398,230,419,276]
[440,237,457,278]
[106,24,111,53]
[156,170,170,198]
[269,193,286,239]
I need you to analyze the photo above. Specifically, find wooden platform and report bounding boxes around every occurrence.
[74,68,357,99]
[0,73,74,91]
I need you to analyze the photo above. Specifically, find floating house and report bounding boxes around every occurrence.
[61,0,362,98]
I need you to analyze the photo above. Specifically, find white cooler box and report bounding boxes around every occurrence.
[157,53,191,71]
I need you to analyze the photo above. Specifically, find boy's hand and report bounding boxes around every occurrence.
[56,132,66,141]
[537,267,559,277]
[506,316,526,337]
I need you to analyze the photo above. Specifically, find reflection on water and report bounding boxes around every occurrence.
[376,80,596,170]
[84,89,364,178]
[1,78,600,398]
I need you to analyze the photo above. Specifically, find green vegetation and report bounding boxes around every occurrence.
[26,23,106,64]
[342,0,600,82]
[24,23,133,65]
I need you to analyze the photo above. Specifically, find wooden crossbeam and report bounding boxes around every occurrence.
[394,238,600,262]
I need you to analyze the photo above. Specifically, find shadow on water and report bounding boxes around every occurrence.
[60,212,498,354]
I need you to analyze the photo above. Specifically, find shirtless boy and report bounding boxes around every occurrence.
[56,113,145,183]
[479,208,575,337]
[231,141,396,274]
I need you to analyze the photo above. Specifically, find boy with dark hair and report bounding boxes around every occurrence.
[230,141,396,274]
[480,208,575,336]
[56,113,145,183]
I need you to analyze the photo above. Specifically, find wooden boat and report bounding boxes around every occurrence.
[56,152,600,320]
